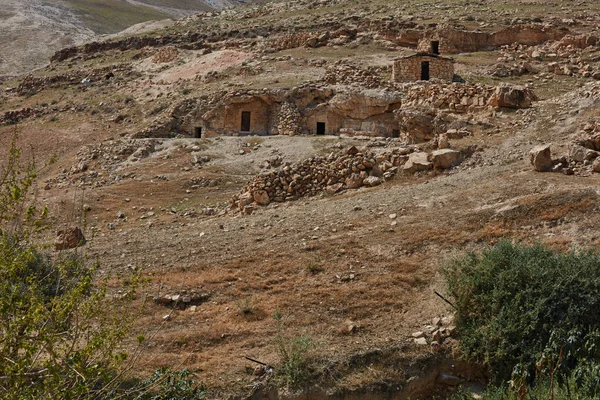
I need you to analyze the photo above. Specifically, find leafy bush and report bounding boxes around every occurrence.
[0,132,134,399]
[0,133,206,399]
[129,368,205,400]
[444,241,600,387]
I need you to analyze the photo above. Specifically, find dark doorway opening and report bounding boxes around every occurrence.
[241,111,251,132]
[316,122,326,135]
[431,41,440,55]
[194,127,202,138]
[421,61,430,81]
[392,129,400,138]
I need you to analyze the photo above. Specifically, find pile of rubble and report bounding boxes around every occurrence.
[530,140,600,176]
[322,62,392,89]
[492,37,600,80]
[401,82,537,112]
[152,46,179,63]
[154,291,209,310]
[46,139,159,189]
[16,64,130,96]
[231,146,463,212]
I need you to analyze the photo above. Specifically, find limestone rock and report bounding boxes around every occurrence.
[570,145,599,163]
[490,84,537,109]
[363,176,382,187]
[345,173,363,189]
[238,192,254,211]
[54,227,86,250]
[403,152,432,173]
[592,158,600,173]
[253,190,270,206]
[431,149,462,169]
[529,145,553,172]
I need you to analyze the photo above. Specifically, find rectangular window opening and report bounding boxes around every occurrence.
[194,127,202,138]
[431,41,440,55]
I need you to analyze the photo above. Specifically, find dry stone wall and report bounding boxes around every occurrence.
[392,55,454,82]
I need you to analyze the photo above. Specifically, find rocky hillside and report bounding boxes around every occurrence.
[2,0,600,398]
[0,0,250,78]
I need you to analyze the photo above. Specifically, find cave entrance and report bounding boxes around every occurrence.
[431,41,440,55]
[194,127,202,138]
[421,61,430,81]
[241,111,251,132]
[316,122,326,135]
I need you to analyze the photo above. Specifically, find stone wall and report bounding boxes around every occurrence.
[202,97,272,137]
[392,55,454,82]
[417,39,448,55]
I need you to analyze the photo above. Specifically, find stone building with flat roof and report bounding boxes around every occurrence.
[392,53,454,82]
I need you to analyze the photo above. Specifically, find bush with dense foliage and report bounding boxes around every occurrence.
[445,241,600,396]
[0,134,203,399]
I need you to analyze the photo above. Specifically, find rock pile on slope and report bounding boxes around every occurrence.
[322,62,391,89]
[152,46,179,63]
[231,146,464,211]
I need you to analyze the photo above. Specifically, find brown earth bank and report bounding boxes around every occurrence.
[2,0,600,398]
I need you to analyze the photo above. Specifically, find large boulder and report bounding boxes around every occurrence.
[431,149,462,169]
[395,109,437,142]
[403,152,432,173]
[490,84,537,109]
[363,176,382,187]
[345,173,364,189]
[55,227,86,250]
[529,144,553,172]
[253,190,270,206]
[329,90,403,120]
[570,145,599,163]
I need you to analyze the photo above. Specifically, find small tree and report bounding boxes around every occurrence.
[0,132,133,399]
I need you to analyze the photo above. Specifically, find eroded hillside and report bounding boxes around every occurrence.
[1,0,600,398]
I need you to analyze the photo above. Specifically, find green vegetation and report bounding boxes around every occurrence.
[273,316,315,390]
[0,133,204,399]
[445,241,600,397]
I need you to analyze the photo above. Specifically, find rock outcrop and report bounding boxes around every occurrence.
[529,145,553,172]
[55,227,86,250]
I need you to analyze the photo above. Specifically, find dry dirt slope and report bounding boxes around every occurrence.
[1,0,600,397]
[0,0,251,79]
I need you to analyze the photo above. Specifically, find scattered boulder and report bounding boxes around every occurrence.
[253,190,271,206]
[529,144,553,172]
[570,145,599,163]
[345,173,364,189]
[490,84,537,109]
[363,176,382,187]
[54,227,86,250]
[431,149,462,169]
[403,152,432,173]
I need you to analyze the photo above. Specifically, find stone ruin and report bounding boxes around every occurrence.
[230,145,464,212]
[153,82,536,142]
[392,53,454,83]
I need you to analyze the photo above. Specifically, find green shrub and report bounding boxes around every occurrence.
[276,334,314,390]
[0,132,134,399]
[444,241,600,386]
[129,368,205,400]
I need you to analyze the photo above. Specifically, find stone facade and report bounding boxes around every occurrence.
[417,38,447,54]
[392,54,454,82]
